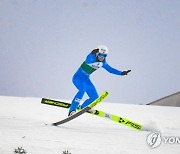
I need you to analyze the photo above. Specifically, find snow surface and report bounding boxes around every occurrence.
[0,96,180,154]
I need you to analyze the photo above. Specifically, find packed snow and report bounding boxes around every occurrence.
[0,95,180,154]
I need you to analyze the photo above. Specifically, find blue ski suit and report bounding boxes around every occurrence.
[69,51,123,115]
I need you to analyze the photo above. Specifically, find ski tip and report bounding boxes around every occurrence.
[52,123,57,126]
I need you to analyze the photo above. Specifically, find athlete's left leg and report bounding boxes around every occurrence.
[81,79,99,109]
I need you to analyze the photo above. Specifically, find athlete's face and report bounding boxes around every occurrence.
[97,53,107,62]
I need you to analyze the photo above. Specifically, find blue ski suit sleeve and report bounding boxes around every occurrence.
[85,53,96,64]
[102,59,122,75]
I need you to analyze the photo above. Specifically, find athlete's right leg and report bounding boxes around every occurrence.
[68,76,86,116]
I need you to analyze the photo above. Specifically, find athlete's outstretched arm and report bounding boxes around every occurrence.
[103,61,131,76]
[103,62,122,75]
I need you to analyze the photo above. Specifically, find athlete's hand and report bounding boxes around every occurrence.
[121,70,131,75]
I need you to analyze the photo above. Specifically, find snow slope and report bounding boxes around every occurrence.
[0,96,180,154]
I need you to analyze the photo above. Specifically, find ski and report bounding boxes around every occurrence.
[52,91,109,126]
[41,94,142,130]
[88,109,142,130]
[41,98,70,109]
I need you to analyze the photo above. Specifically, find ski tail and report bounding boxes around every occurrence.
[41,98,70,108]
[88,91,108,108]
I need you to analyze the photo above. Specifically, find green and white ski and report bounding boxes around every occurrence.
[52,91,109,126]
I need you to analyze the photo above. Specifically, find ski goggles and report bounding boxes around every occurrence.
[98,53,107,58]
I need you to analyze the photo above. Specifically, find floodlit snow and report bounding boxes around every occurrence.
[0,96,180,154]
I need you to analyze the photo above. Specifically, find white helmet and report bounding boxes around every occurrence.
[96,45,108,55]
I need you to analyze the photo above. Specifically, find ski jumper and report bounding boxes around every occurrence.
[69,51,123,115]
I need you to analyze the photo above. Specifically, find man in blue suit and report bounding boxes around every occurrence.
[68,45,131,116]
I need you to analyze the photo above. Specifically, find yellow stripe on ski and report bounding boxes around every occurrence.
[90,110,142,130]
